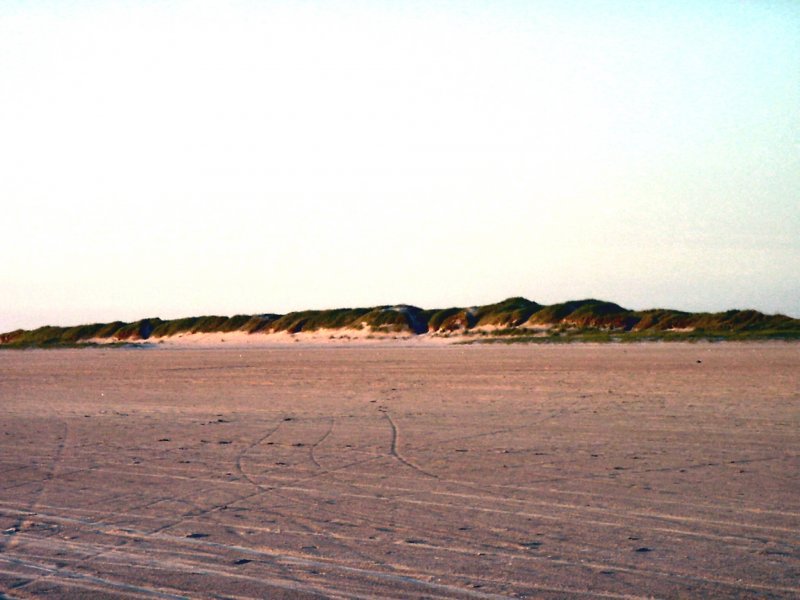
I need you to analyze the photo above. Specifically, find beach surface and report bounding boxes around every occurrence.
[1,343,798,598]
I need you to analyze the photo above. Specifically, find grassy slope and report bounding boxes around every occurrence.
[2,298,800,347]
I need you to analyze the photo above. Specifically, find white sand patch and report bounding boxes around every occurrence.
[88,328,457,348]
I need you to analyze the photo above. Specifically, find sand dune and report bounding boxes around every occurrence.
[5,297,799,347]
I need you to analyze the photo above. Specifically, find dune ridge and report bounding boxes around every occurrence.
[3,297,800,348]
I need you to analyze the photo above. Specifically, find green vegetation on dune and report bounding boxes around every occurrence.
[630,308,798,334]
[562,300,636,329]
[690,309,798,332]
[111,319,162,341]
[528,299,627,325]
[148,315,255,338]
[241,314,281,333]
[631,309,692,331]
[459,328,800,345]
[359,306,429,334]
[424,307,465,332]
[425,307,477,332]
[473,297,542,328]
[94,321,127,339]
[3,296,799,348]
[0,326,70,347]
[268,308,373,333]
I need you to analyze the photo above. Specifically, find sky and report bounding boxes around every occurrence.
[2,0,799,331]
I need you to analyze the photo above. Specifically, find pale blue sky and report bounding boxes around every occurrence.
[1,0,798,331]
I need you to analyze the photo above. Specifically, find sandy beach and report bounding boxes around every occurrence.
[1,343,798,598]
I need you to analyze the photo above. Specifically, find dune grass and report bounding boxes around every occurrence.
[3,297,799,348]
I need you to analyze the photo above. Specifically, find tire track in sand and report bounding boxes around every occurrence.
[234,419,285,488]
[3,419,69,553]
[309,417,335,469]
[381,410,438,479]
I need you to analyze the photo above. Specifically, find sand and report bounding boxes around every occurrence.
[89,329,458,347]
[0,343,798,599]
